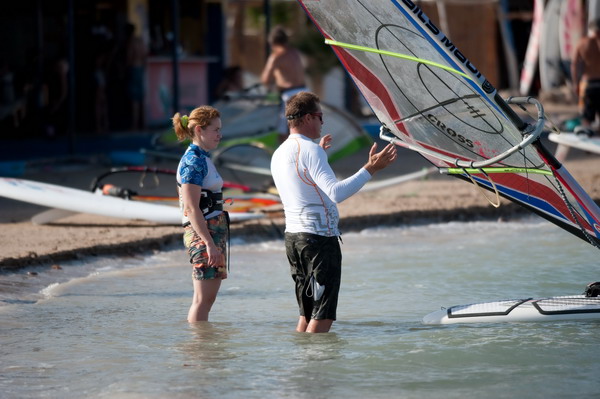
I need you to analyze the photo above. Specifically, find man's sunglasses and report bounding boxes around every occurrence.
[309,112,323,122]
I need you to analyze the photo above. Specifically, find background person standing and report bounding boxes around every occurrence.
[571,19,600,136]
[261,25,307,142]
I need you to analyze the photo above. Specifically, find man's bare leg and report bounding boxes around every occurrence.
[306,319,333,333]
[296,316,308,332]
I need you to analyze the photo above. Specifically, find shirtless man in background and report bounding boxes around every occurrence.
[261,25,307,141]
[571,19,600,136]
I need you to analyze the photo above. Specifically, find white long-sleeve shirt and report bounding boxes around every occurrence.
[270,133,371,236]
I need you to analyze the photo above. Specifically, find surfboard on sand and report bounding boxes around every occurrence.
[519,0,544,95]
[0,177,265,225]
[539,0,565,91]
[589,0,600,24]
[498,0,519,90]
[548,132,600,155]
[558,0,584,82]
[422,295,600,324]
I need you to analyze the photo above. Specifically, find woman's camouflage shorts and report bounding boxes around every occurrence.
[183,212,228,280]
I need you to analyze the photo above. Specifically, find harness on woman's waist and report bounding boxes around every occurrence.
[199,189,223,216]
[178,185,231,272]
[177,183,224,218]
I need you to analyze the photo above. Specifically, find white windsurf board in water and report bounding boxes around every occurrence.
[0,178,264,224]
[422,295,600,324]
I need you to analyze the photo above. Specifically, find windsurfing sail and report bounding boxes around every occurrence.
[296,0,600,248]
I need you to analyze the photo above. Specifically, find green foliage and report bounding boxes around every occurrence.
[247,6,264,29]
[247,2,295,29]
[293,28,340,76]
[271,2,295,25]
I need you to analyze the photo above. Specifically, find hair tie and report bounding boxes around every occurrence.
[181,115,189,129]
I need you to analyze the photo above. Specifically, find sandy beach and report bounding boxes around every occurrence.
[1,131,599,271]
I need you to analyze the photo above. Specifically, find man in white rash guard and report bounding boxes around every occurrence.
[270,91,398,333]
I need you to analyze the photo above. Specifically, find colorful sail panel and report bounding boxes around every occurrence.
[297,0,600,246]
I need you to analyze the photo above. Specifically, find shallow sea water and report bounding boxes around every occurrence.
[1,218,599,398]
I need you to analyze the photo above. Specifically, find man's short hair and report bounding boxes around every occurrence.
[285,92,320,128]
[269,25,289,46]
[590,19,600,32]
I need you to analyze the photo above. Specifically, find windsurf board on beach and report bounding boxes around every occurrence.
[498,0,519,90]
[559,0,585,82]
[520,0,545,95]
[548,132,600,155]
[0,177,264,224]
[422,295,600,324]
[589,0,600,24]
[540,0,565,91]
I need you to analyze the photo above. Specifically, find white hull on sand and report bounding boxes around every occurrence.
[548,132,600,156]
[0,178,264,225]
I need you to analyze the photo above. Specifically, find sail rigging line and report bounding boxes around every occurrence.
[520,143,532,202]
[507,99,566,212]
[469,154,600,247]
[533,140,600,245]
[552,172,600,249]
[461,168,501,208]
[451,167,600,247]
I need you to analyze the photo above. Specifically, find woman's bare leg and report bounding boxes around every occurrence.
[188,279,222,322]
